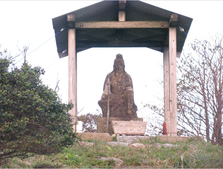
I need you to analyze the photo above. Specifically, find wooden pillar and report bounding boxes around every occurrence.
[67,14,77,132]
[169,25,177,136]
[163,14,178,136]
[163,47,171,136]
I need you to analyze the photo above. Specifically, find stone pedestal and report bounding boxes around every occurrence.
[97,117,143,135]
[112,121,147,135]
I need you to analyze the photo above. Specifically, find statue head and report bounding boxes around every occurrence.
[114,54,125,72]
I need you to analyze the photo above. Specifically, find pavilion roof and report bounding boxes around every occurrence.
[52,0,192,58]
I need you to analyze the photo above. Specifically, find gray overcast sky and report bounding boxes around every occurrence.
[1,1,223,118]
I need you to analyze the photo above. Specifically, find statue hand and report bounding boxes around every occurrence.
[102,94,107,100]
[127,109,132,115]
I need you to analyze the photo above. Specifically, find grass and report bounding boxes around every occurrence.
[2,137,223,168]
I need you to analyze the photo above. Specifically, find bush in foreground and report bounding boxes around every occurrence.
[0,56,77,164]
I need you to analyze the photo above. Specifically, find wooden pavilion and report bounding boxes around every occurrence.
[52,0,192,136]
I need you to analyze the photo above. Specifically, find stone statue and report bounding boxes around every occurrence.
[98,54,138,118]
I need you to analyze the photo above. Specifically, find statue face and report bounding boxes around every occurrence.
[114,62,124,72]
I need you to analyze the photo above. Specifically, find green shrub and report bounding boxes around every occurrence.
[0,56,77,165]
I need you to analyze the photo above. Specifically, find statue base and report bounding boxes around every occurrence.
[97,117,143,135]
[112,121,147,135]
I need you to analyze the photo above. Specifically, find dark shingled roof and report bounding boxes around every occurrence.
[52,0,192,58]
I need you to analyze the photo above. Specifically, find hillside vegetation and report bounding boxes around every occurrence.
[2,137,223,168]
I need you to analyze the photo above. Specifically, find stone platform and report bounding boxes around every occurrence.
[77,133,113,142]
[117,135,203,144]
[77,133,203,144]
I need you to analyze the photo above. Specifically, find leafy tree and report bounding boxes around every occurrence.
[0,50,76,164]
[78,111,102,133]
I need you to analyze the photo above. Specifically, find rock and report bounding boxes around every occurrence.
[117,135,151,144]
[162,143,177,148]
[99,157,123,167]
[129,143,145,148]
[152,143,177,148]
[153,143,162,148]
[107,141,130,147]
[79,141,94,147]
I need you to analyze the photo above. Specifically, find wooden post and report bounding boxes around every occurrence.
[119,0,126,22]
[118,11,126,21]
[162,14,178,136]
[163,47,171,136]
[169,26,177,136]
[106,79,111,133]
[67,14,77,132]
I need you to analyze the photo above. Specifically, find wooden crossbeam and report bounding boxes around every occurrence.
[76,40,164,48]
[75,21,169,29]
